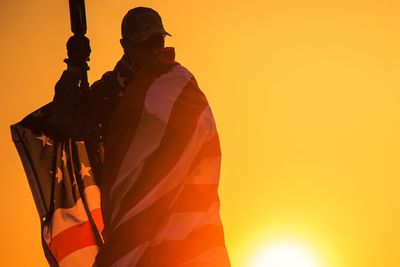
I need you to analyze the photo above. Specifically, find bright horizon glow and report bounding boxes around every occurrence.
[250,241,320,267]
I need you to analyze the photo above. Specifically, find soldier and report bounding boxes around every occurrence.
[53,7,231,266]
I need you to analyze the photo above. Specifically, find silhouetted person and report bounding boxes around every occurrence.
[53,7,231,266]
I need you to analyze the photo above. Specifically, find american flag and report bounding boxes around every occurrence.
[12,48,230,267]
[11,104,104,267]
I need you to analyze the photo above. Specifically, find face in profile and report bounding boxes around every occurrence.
[121,33,166,67]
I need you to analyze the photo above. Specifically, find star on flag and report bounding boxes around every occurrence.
[56,168,63,183]
[36,134,53,147]
[62,149,67,166]
[80,162,92,178]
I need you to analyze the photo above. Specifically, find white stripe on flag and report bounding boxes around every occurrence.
[83,185,101,213]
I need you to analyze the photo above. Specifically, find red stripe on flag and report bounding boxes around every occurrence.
[91,208,104,235]
[48,220,98,262]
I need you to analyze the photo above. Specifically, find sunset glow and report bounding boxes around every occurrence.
[250,241,320,267]
[3,0,400,266]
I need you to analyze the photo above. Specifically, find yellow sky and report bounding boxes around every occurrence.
[2,0,400,266]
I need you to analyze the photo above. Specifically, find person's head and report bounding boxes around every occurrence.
[120,7,171,68]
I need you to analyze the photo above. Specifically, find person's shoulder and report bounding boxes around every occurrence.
[160,63,196,82]
[159,63,204,95]
[91,71,117,89]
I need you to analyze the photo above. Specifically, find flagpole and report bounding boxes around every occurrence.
[68,0,89,91]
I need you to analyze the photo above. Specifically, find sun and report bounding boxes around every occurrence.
[250,240,320,267]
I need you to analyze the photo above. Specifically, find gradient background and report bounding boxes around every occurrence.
[2,0,400,266]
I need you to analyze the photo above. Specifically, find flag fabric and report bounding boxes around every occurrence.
[11,103,104,267]
[95,50,231,266]
[12,47,230,267]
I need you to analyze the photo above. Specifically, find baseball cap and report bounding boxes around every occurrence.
[121,7,171,43]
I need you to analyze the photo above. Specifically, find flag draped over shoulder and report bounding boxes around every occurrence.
[12,47,230,267]
[11,103,104,267]
[95,56,231,266]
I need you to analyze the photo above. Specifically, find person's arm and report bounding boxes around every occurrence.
[52,35,91,139]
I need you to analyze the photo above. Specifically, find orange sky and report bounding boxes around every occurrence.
[2,1,400,266]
